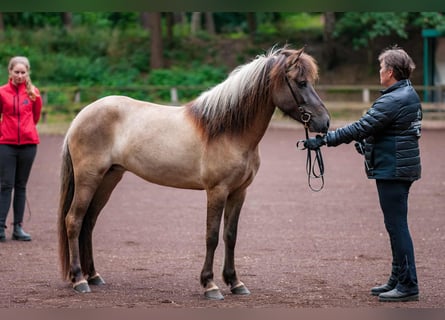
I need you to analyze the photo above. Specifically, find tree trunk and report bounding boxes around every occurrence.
[204,12,215,35]
[0,13,4,37]
[165,12,174,48]
[61,12,72,30]
[246,12,257,41]
[191,12,201,35]
[322,12,337,70]
[148,12,164,69]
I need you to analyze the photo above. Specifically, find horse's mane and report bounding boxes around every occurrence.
[187,46,318,139]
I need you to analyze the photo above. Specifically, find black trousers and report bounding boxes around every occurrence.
[0,144,37,227]
[376,179,418,293]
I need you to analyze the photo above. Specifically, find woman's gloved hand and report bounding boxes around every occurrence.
[303,134,326,150]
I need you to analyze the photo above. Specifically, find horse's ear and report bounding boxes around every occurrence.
[287,47,305,73]
[292,46,306,64]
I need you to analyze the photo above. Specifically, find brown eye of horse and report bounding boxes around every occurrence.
[297,81,307,88]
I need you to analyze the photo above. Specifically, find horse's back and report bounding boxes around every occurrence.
[66,95,206,189]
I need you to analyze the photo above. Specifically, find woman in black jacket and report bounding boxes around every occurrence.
[304,46,421,302]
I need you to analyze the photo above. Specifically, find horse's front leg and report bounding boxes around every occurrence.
[201,188,226,300]
[223,188,250,296]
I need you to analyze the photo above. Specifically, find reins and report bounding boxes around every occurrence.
[296,120,325,192]
[284,76,325,192]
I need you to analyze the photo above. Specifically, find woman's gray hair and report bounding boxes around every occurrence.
[378,46,415,81]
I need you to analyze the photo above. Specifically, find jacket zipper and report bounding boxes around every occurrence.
[15,86,20,144]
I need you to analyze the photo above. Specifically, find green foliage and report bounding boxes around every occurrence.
[145,65,227,101]
[334,12,445,50]
[280,12,323,30]
[0,12,439,115]
[411,12,445,33]
[334,13,409,49]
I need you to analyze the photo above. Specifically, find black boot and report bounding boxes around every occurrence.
[0,225,5,242]
[12,223,32,241]
[378,288,419,302]
[370,272,398,296]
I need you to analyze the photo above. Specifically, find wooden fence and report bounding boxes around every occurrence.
[40,84,445,105]
[39,84,445,123]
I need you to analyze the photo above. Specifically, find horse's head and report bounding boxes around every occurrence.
[271,47,330,133]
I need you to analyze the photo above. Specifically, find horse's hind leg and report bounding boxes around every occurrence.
[67,167,124,293]
[65,180,100,293]
[222,188,250,295]
[79,167,125,289]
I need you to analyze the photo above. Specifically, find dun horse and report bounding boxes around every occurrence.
[58,46,330,300]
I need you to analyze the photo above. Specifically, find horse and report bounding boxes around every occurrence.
[58,46,330,300]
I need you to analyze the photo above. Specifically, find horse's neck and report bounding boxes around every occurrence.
[242,103,276,148]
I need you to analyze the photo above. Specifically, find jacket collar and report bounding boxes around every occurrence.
[380,79,411,95]
[8,78,27,92]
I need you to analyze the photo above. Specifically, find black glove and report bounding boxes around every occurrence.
[303,134,326,150]
[354,140,365,155]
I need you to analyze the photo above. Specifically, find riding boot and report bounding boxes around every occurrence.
[0,225,6,242]
[370,266,399,296]
[12,223,32,241]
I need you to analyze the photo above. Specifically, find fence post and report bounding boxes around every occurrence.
[170,87,178,105]
[362,88,370,103]
[74,90,81,103]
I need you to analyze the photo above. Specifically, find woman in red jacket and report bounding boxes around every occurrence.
[0,56,42,242]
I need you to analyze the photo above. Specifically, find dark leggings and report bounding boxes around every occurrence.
[0,144,37,227]
[376,179,418,292]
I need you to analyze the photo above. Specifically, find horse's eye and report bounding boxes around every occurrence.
[297,81,307,88]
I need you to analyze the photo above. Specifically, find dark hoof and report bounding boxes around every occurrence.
[73,280,91,293]
[88,274,106,286]
[231,283,250,295]
[204,289,224,300]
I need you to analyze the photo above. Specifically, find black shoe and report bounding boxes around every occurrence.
[378,288,419,302]
[370,283,395,296]
[12,224,32,241]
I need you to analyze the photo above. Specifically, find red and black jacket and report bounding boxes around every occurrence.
[0,79,42,145]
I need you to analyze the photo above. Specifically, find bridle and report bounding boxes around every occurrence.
[284,76,325,192]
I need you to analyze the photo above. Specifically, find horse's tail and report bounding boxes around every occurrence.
[58,138,75,280]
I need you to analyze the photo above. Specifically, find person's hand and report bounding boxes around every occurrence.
[354,140,365,155]
[303,134,326,150]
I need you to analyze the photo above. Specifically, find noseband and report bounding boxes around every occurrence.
[285,76,325,192]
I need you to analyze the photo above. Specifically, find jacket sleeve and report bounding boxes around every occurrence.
[325,98,395,147]
[32,87,43,124]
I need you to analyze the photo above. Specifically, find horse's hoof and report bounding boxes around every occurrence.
[231,283,250,295]
[204,289,224,300]
[88,274,105,286]
[73,280,91,293]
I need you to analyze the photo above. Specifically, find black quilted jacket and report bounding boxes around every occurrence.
[326,79,422,181]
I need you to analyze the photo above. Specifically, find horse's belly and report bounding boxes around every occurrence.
[134,165,205,190]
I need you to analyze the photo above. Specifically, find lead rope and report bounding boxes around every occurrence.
[297,114,325,192]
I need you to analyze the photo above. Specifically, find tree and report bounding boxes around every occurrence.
[246,13,257,40]
[333,12,409,65]
[322,12,337,70]
[334,12,409,50]
[147,12,164,69]
[0,13,4,35]
[191,12,201,35]
[62,12,73,30]
[165,12,175,48]
[205,12,215,35]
